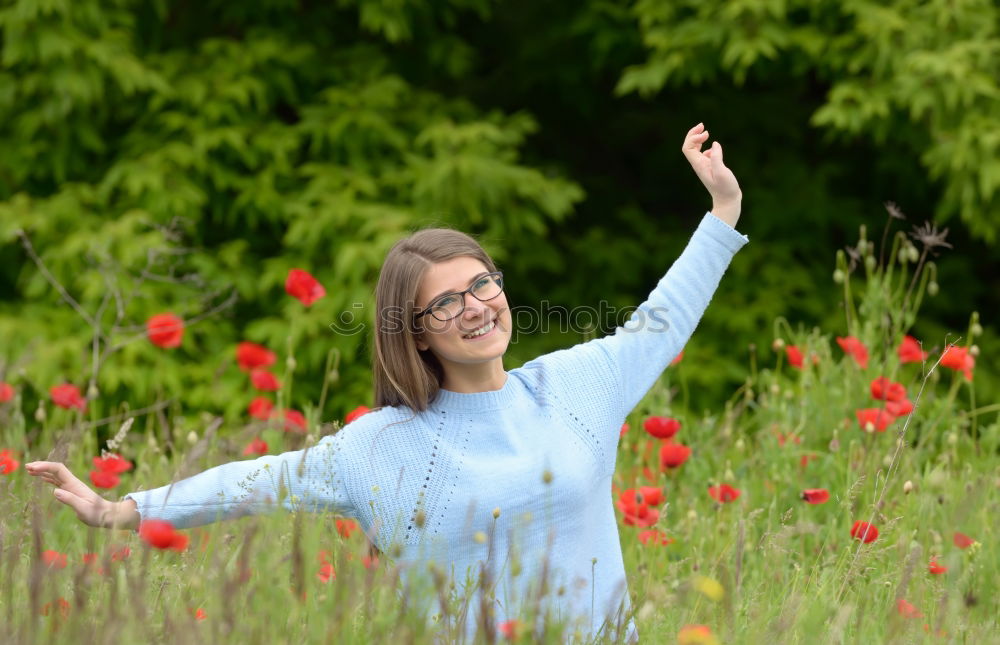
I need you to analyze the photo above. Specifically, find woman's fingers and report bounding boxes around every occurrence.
[27,461,98,500]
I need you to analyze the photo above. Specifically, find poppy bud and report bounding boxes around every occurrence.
[772,338,785,351]
[734,438,745,451]
[897,248,909,264]
[833,269,845,283]
[34,402,46,423]
[864,422,876,433]
[903,480,914,494]
[882,454,893,467]
[286,355,297,371]
[970,322,982,337]
[87,382,99,399]
[542,469,553,484]
[327,369,339,384]
[414,510,426,528]
[186,431,198,445]
[928,281,938,296]
[769,384,780,395]
[947,432,958,445]
[865,255,876,271]
[907,245,919,262]
[492,507,500,519]
[970,344,979,357]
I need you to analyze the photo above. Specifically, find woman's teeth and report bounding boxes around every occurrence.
[463,321,495,339]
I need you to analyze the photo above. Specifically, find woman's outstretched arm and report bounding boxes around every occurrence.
[27,430,358,530]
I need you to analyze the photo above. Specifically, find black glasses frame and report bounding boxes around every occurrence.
[414,271,505,322]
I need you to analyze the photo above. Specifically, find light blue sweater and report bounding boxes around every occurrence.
[125,212,748,642]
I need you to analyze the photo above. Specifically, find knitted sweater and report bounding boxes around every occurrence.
[125,212,749,642]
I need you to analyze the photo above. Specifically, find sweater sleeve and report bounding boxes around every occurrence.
[519,212,748,468]
[596,212,748,417]
[122,430,357,529]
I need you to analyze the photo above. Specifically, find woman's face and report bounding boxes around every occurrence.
[413,256,512,366]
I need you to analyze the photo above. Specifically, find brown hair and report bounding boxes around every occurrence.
[372,227,498,412]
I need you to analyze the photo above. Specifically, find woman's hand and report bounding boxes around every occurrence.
[26,461,140,530]
[681,123,743,228]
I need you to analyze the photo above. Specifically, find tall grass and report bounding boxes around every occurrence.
[0,208,996,643]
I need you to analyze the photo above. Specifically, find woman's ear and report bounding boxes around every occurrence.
[415,332,429,352]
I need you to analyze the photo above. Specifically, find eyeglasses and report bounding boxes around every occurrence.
[414,271,504,322]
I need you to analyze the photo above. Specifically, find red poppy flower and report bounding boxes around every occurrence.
[250,369,281,391]
[317,562,336,583]
[884,398,913,417]
[40,597,70,619]
[928,557,947,574]
[242,438,269,456]
[619,486,664,509]
[670,350,684,365]
[870,377,906,402]
[110,545,131,562]
[898,335,928,363]
[0,449,20,475]
[637,529,674,546]
[248,397,274,420]
[856,408,894,432]
[953,532,975,549]
[801,488,830,504]
[236,342,276,372]
[93,454,133,474]
[193,608,207,621]
[939,345,974,381]
[616,490,660,527]
[42,550,67,569]
[138,520,188,551]
[850,520,878,543]
[0,382,14,403]
[498,619,520,640]
[619,422,629,438]
[659,442,691,469]
[708,484,741,503]
[622,505,659,527]
[775,431,801,447]
[678,625,714,644]
[897,598,923,619]
[335,518,359,539]
[785,345,804,369]
[50,383,87,412]
[362,554,379,569]
[280,409,307,433]
[146,313,184,349]
[836,336,869,369]
[643,416,680,440]
[642,466,657,482]
[285,269,326,307]
[800,453,819,469]
[345,405,371,424]
[90,470,120,489]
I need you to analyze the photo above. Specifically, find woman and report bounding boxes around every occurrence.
[27,123,747,642]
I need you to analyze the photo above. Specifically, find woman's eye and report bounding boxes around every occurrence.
[474,278,490,289]
[436,296,457,308]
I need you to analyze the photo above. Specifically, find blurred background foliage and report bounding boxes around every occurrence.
[0,0,996,432]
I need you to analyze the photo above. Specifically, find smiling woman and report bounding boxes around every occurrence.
[27,123,748,644]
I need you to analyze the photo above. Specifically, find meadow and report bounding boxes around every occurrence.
[0,217,996,644]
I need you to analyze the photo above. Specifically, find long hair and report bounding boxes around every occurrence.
[372,227,498,412]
